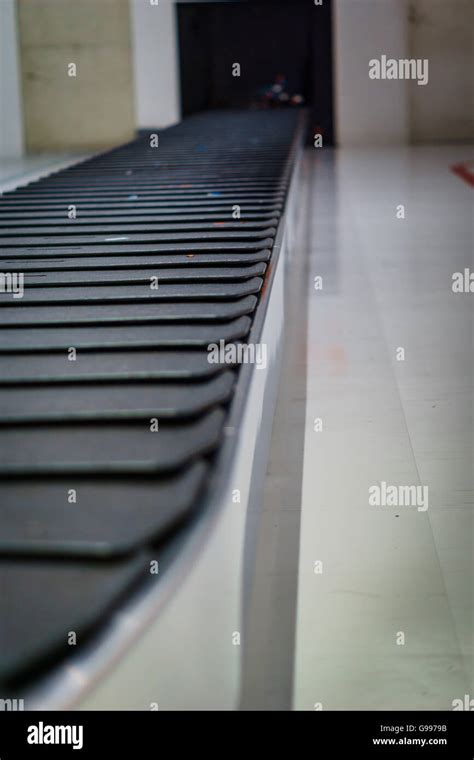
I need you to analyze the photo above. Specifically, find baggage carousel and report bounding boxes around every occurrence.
[0,109,305,709]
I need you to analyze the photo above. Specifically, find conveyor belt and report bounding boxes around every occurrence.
[0,110,301,689]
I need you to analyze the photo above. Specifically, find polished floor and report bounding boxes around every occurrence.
[0,152,87,193]
[294,145,473,710]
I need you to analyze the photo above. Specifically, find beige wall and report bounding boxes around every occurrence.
[408,0,473,143]
[18,0,135,151]
[1,0,24,157]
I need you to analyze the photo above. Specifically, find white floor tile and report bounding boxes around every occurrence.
[294,145,473,710]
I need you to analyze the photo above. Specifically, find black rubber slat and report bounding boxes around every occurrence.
[0,294,258,326]
[0,249,271,271]
[20,263,266,286]
[0,210,280,222]
[0,277,263,305]
[0,372,234,422]
[0,407,225,476]
[0,349,235,382]
[3,193,285,205]
[0,316,251,353]
[0,555,150,683]
[32,177,284,186]
[0,199,283,210]
[0,220,278,235]
[0,238,275,258]
[0,227,276,247]
[0,461,207,558]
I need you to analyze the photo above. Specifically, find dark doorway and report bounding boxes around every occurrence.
[177,0,334,145]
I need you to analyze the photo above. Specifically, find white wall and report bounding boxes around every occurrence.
[334,0,409,146]
[129,0,180,129]
[0,0,24,157]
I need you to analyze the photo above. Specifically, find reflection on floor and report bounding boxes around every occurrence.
[295,145,473,710]
[0,153,89,193]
